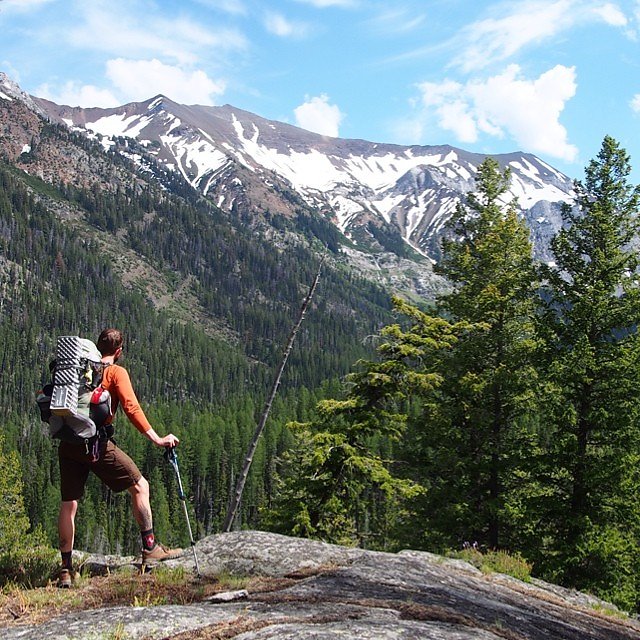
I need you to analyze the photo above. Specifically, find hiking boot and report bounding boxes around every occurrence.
[57,568,73,589]
[142,543,183,564]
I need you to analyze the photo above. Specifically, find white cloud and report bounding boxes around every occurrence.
[106,59,225,105]
[68,2,246,65]
[591,3,627,26]
[36,81,119,108]
[35,59,226,107]
[418,80,478,143]
[294,94,344,137]
[264,12,309,37]
[416,64,578,162]
[631,93,640,113]
[452,0,631,72]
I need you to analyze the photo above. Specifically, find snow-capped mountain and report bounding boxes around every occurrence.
[26,86,574,261]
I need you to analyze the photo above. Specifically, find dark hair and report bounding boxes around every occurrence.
[97,328,123,356]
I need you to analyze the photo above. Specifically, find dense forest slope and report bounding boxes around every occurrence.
[0,87,396,549]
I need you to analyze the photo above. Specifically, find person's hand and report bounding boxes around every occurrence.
[157,433,180,448]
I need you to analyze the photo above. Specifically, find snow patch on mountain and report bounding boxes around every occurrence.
[20,87,576,262]
[85,113,152,139]
[508,159,573,207]
[159,129,228,187]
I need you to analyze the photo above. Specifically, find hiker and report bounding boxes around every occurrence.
[56,328,182,587]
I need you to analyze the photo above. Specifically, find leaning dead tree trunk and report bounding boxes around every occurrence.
[222,255,325,532]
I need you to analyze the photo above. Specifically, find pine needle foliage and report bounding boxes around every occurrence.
[536,136,640,610]
[268,297,464,547]
[410,157,541,551]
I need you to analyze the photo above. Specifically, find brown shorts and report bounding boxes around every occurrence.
[59,439,142,501]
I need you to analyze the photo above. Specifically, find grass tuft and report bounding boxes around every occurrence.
[447,548,533,583]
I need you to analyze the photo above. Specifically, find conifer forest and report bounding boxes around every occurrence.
[3,131,640,613]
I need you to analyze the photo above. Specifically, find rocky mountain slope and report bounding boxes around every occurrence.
[36,92,574,261]
[0,72,411,396]
[0,72,575,267]
[0,72,447,298]
[3,531,639,640]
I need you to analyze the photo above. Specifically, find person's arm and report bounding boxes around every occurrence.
[110,367,179,448]
[142,427,180,448]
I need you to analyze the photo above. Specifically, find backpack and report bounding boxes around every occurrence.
[36,336,112,445]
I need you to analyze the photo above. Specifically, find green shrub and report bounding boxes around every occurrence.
[0,544,59,589]
[448,548,533,583]
[564,525,640,613]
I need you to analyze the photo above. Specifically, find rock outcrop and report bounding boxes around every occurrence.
[4,531,640,639]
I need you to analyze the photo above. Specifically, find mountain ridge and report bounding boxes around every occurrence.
[9,72,574,264]
[1,70,577,299]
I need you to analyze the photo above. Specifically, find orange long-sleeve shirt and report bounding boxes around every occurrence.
[101,364,152,434]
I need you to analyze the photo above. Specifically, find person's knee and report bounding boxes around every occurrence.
[129,476,149,497]
[59,500,78,518]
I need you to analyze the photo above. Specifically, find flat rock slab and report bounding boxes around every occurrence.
[3,531,640,640]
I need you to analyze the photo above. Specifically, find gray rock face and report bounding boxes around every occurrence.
[3,531,640,640]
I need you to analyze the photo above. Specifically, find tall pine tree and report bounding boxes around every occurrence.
[537,136,640,610]
[419,157,540,551]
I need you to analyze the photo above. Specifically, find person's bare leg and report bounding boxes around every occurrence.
[129,476,182,561]
[58,500,78,553]
[128,476,153,531]
[58,500,78,587]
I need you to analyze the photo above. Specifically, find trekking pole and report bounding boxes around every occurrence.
[164,446,201,578]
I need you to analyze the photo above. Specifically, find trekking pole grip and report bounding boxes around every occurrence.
[163,445,177,464]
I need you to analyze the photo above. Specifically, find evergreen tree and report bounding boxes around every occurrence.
[0,433,31,553]
[537,136,640,610]
[413,157,540,551]
[268,297,441,546]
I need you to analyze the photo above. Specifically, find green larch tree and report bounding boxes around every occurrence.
[269,297,458,547]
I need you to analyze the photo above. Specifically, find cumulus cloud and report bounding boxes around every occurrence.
[294,94,344,136]
[106,59,226,104]
[36,81,119,108]
[452,0,630,72]
[37,59,226,107]
[264,12,309,37]
[631,93,640,113]
[416,64,578,162]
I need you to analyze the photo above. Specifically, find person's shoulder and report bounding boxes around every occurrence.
[103,363,129,381]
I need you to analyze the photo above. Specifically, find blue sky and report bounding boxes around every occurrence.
[2,0,640,182]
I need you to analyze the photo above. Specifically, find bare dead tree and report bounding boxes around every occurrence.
[222,255,325,532]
